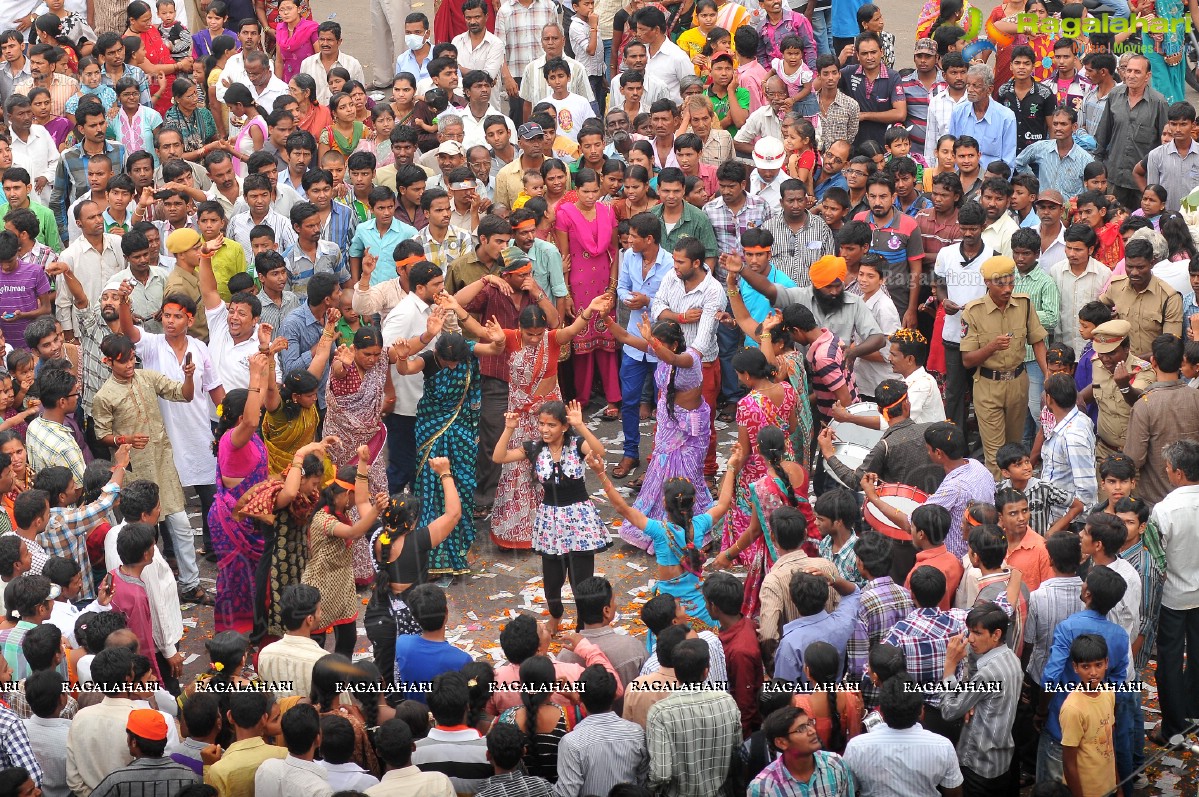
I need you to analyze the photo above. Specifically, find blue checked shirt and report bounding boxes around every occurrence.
[1014,139,1093,200]
[1119,540,1164,672]
[0,704,42,786]
[50,140,127,239]
[283,239,349,296]
[818,534,865,586]
[321,202,358,263]
[882,607,968,709]
[1041,406,1098,507]
[1184,291,1199,332]
[846,576,914,707]
[702,193,773,279]
[38,483,120,601]
[100,63,150,106]
[747,751,853,797]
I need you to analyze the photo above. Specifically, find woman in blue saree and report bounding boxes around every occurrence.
[391,301,506,575]
[588,442,744,634]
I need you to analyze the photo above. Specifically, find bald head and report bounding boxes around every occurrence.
[106,629,140,653]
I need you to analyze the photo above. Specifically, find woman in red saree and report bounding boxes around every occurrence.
[208,356,273,634]
[325,327,398,585]
[720,348,798,567]
[714,425,819,618]
[125,0,186,116]
[490,292,613,549]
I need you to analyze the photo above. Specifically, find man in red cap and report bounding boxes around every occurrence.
[88,709,198,797]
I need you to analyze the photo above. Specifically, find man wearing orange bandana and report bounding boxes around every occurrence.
[453,254,560,517]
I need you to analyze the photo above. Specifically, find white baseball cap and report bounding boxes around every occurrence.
[752,136,785,170]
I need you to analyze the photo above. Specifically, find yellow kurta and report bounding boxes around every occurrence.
[91,370,189,515]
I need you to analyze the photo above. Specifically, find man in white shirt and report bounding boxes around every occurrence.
[258,585,332,699]
[924,52,969,167]
[608,42,670,111]
[255,704,333,797]
[237,51,289,120]
[381,262,447,492]
[453,0,505,109]
[102,482,187,692]
[749,137,788,208]
[459,72,517,149]
[634,5,691,96]
[214,19,265,104]
[519,22,594,121]
[321,716,380,792]
[734,76,788,157]
[23,670,68,797]
[842,675,964,795]
[300,21,365,106]
[1046,225,1111,354]
[366,721,455,797]
[6,95,57,206]
[66,647,140,797]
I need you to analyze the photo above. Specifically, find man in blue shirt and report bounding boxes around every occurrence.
[394,583,472,702]
[394,13,433,82]
[612,212,675,478]
[1039,564,1133,787]
[348,186,418,285]
[949,63,1017,174]
[774,570,860,682]
[280,272,341,411]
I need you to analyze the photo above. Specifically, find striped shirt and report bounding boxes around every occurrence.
[927,459,997,558]
[646,690,741,797]
[898,73,944,151]
[1014,139,1093,199]
[554,712,648,797]
[842,723,963,797]
[1041,407,1098,508]
[940,645,1023,779]
[1119,539,1164,672]
[477,772,553,797]
[640,630,728,688]
[747,751,853,797]
[649,271,726,363]
[321,202,358,259]
[27,417,85,487]
[2,534,47,575]
[853,211,924,319]
[89,757,199,797]
[998,476,1071,536]
[818,534,864,586]
[815,91,860,151]
[764,212,836,287]
[495,0,559,78]
[228,210,298,270]
[1024,575,1084,684]
[416,225,474,272]
[1014,265,1061,361]
[805,329,857,422]
[412,729,492,795]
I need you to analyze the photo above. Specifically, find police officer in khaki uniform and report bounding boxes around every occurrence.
[1098,237,1183,358]
[961,256,1050,476]
[1079,319,1156,464]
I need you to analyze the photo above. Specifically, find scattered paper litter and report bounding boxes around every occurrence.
[493,563,514,571]
[625,562,648,572]
[472,573,498,579]
[181,618,197,628]
[183,653,199,665]
[526,576,542,584]
[466,611,478,620]
[489,592,515,600]
[1162,757,1185,768]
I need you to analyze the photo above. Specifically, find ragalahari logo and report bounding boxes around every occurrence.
[1015,12,1193,37]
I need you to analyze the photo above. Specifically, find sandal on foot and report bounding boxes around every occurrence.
[179,586,213,606]
[602,404,621,420]
[612,457,639,478]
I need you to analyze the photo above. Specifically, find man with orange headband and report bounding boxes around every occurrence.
[453,253,560,517]
[508,207,568,319]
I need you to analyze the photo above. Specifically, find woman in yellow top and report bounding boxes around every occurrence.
[678,0,719,75]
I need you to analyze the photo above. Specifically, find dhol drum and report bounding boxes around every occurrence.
[828,442,873,489]
[865,483,930,541]
[827,402,885,488]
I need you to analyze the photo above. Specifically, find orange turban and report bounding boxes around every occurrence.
[809,255,848,290]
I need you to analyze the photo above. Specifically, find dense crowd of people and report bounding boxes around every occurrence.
[0,0,1194,795]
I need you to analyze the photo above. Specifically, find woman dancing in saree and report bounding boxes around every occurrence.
[391,301,506,575]
[604,314,715,552]
[589,443,743,632]
[490,295,613,549]
[721,348,798,567]
[208,354,273,634]
[262,369,323,476]
[239,439,330,645]
[712,425,819,618]
[326,326,404,583]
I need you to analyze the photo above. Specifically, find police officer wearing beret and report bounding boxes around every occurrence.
[961,256,1049,476]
